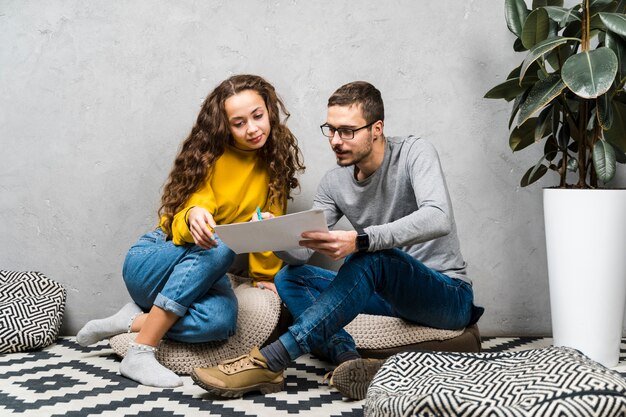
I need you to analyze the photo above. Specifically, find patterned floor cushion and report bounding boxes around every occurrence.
[0,270,66,353]
[365,346,626,417]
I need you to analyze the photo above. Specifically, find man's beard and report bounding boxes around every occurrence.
[333,136,373,167]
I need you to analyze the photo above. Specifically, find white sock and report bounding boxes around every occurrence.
[119,342,182,388]
[76,303,143,346]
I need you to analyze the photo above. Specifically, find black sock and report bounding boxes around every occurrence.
[260,340,292,372]
[336,351,361,364]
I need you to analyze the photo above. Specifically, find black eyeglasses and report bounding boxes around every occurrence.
[320,122,375,140]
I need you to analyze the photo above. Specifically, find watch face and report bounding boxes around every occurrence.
[357,234,369,251]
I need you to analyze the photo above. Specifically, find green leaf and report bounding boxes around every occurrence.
[606,32,626,84]
[561,48,618,99]
[518,74,567,125]
[563,19,583,38]
[617,0,626,13]
[484,78,529,101]
[535,105,553,141]
[592,1,618,15]
[593,140,617,182]
[544,134,559,160]
[599,13,626,38]
[509,89,531,128]
[543,6,581,27]
[514,37,528,52]
[567,158,578,172]
[522,8,551,49]
[521,161,549,186]
[605,100,626,152]
[520,37,579,81]
[597,93,613,129]
[506,0,530,38]
[533,0,564,8]
[510,117,538,151]
[591,0,615,11]
[608,140,626,163]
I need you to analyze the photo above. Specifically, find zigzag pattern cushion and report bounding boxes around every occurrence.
[0,270,66,353]
[365,347,626,417]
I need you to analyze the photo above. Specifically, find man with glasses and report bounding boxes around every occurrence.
[192,81,483,400]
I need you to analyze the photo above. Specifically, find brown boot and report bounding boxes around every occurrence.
[191,347,284,398]
[330,358,385,400]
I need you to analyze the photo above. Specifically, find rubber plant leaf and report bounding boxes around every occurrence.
[561,47,618,99]
[599,13,626,38]
[597,93,613,130]
[605,32,626,83]
[592,140,617,183]
[505,0,530,38]
[522,8,551,49]
[518,74,567,125]
[520,37,579,81]
[604,100,626,152]
[543,6,581,27]
[510,117,538,152]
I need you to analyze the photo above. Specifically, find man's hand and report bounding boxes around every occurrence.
[187,207,218,249]
[299,230,358,260]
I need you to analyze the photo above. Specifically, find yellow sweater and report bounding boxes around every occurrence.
[160,145,283,280]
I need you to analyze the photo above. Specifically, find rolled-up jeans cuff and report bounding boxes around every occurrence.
[154,293,187,317]
[278,331,305,361]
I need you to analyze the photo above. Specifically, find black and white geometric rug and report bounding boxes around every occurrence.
[1,337,625,417]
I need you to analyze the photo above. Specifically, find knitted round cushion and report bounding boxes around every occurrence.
[0,270,66,353]
[110,275,281,375]
[347,314,464,350]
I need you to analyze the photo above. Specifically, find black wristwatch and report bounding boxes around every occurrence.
[356,233,369,252]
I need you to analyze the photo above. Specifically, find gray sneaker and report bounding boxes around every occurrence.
[330,358,385,400]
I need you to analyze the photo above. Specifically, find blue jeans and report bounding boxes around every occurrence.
[122,228,238,343]
[275,249,484,363]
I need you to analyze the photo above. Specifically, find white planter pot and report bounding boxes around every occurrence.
[544,188,626,367]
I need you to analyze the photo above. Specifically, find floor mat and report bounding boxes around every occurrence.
[1,337,624,416]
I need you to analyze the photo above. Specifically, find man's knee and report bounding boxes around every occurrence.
[275,265,308,291]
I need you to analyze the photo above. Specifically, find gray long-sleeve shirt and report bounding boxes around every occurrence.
[278,135,470,283]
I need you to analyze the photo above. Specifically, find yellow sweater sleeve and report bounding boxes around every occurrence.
[160,146,284,280]
[167,180,218,246]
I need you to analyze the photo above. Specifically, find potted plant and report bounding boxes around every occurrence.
[485,0,626,367]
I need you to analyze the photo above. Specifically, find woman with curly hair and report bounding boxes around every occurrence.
[76,74,305,387]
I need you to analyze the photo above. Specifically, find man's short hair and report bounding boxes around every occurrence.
[327,81,384,123]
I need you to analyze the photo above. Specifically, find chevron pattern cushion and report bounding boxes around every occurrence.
[365,347,626,417]
[0,270,66,353]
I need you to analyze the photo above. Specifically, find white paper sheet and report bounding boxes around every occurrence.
[213,209,328,254]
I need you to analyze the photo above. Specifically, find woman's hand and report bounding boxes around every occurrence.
[187,207,218,249]
[250,211,275,222]
[257,281,279,298]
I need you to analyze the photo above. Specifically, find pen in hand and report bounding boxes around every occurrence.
[256,206,263,221]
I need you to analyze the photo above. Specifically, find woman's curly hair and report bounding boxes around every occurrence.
[158,74,305,237]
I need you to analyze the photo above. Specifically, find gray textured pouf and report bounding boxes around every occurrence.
[110,275,282,375]
[0,270,66,353]
[365,346,626,417]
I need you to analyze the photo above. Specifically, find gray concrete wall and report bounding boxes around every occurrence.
[2,0,624,336]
